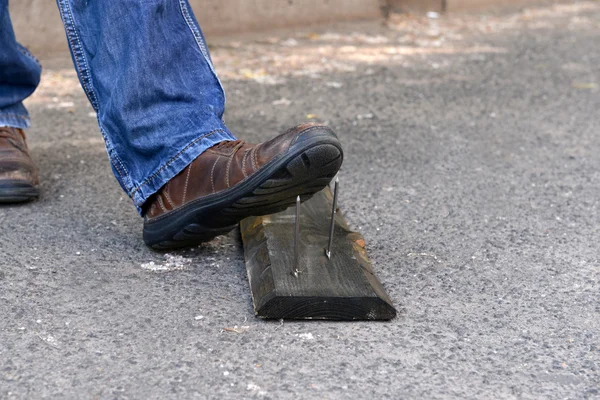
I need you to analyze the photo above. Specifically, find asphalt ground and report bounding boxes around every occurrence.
[1,2,599,399]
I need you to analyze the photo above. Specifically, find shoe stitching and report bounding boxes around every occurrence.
[149,203,158,217]
[251,146,259,171]
[130,129,226,202]
[145,149,294,224]
[225,142,244,188]
[157,195,168,213]
[182,164,192,205]
[241,149,250,178]
[144,127,340,223]
[225,154,233,189]
[163,183,175,209]
[210,156,221,194]
[0,138,27,154]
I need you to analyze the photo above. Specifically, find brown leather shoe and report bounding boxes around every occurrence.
[143,123,343,249]
[0,127,40,203]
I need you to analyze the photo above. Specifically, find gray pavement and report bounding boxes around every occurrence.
[1,2,599,399]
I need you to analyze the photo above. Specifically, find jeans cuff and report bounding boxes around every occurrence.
[0,106,31,129]
[129,125,237,215]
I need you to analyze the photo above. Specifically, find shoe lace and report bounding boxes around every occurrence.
[0,127,19,139]
[212,139,243,150]
[0,127,27,152]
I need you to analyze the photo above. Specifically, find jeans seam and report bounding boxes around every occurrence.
[57,0,99,111]
[98,124,132,188]
[177,0,212,68]
[57,0,132,188]
[129,128,226,201]
[177,0,226,105]
[16,45,42,69]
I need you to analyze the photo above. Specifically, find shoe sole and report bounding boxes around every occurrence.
[0,180,40,203]
[143,134,343,250]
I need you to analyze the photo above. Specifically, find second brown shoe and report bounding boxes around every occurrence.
[143,123,343,249]
[0,127,40,203]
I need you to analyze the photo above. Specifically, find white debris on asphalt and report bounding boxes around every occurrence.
[272,98,292,106]
[297,332,315,340]
[43,335,59,347]
[356,113,374,120]
[325,81,344,88]
[140,254,191,272]
[247,383,267,397]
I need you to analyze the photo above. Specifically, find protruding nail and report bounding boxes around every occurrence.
[325,178,339,260]
[293,195,301,277]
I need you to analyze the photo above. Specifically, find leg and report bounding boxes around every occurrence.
[55,0,236,212]
[0,0,41,202]
[56,0,343,249]
[0,0,41,129]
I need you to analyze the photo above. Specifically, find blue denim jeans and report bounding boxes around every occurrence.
[0,1,41,129]
[0,0,236,213]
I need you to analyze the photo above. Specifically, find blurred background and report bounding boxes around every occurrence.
[3,1,599,399]
[11,0,566,57]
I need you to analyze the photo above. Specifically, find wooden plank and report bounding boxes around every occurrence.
[240,187,397,320]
